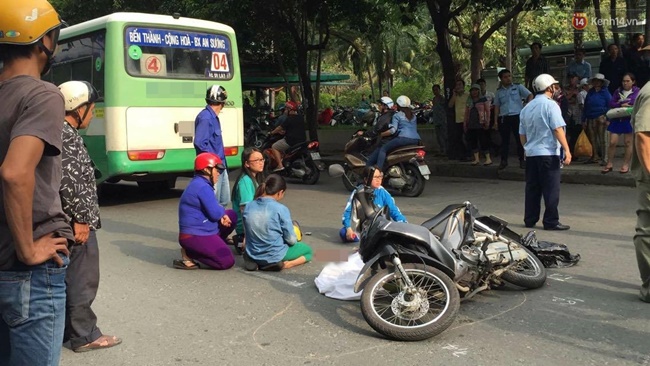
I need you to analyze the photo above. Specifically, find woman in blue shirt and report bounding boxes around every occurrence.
[174,153,238,270]
[231,147,265,252]
[366,95,421,168]
[242,174,313,271]
[340,166,407,242]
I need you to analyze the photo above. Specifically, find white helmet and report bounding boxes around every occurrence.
[396,95,412,108]
[58,81,99,112]
[206,85,227,104]
[532,74,560,94]
[378,96,394,108]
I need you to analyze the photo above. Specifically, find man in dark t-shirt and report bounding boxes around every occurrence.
[269,101,306,170]
[0,1,74,364]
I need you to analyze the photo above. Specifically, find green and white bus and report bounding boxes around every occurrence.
[48,12,243,189]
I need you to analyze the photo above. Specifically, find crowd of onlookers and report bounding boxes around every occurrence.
[426,34,650,174]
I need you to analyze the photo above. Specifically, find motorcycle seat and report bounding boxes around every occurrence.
[286,141,309,154]
[387,144,425,155]
[421,204,466,236]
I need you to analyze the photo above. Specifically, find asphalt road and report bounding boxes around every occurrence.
[60,172,649,366]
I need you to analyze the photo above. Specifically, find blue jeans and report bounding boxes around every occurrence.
[0,254,69,366]
[214,169,231,207]
[366,137,420,168]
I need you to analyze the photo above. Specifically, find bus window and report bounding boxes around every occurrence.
[50,30,106,95]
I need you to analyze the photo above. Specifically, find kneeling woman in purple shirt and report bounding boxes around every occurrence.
[174,153,238,270]
[242,174,313,271]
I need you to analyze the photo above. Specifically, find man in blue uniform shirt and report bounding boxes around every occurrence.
[195,85,230,206]
[519,74,572,231]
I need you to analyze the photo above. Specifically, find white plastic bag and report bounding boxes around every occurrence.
[314,252,364,301]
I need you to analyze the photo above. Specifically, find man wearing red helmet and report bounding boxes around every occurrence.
[175,153,237,270]
[268,101,306,170]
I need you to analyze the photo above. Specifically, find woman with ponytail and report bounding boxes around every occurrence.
[242,174,313,271]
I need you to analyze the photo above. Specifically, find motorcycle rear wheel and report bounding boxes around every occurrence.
[501,245,547,289]
[400,165,426,197]
[360,263,459,341]
[302,160,320,185]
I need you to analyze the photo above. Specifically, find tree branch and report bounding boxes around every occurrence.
[479,1,525,43]
[449,17,472,48]
[450,0,471,18]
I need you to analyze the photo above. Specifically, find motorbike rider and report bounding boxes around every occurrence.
[269,101,306,171]
[366,95,421,169]
[359,96,395,140]
[340,165,407,242]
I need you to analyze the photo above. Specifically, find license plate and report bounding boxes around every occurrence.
[310,152,321,160]
[418,164,431,175]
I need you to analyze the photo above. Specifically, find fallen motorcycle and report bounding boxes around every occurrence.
[353,195,546,341]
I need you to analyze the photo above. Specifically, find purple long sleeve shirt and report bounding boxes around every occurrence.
[178,175,225,236]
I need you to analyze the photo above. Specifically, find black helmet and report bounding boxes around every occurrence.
[206,85,227,104]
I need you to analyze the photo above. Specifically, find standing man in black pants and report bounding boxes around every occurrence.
[494,69,533,169]
[519,74,572,231]
[59,81,121,352]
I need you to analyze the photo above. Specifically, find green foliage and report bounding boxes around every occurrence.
[390,79,431,103]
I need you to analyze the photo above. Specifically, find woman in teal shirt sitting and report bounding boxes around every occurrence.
[242,174,313,271]
[231,147,265,252]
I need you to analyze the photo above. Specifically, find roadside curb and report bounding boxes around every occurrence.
[320,154,636,188]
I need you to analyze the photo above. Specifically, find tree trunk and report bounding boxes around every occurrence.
[470,34,483,82]
[646,2,650,44]
[426,0,456,100]
[626,0,641,45]
[426,0,457,159]
[574,0,590,50]
[593,0,608,51]
[610,0,620,47]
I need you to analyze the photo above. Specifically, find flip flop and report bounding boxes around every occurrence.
[173,259,198,270]
[620,167,630,174]
[601,166,613,174]
[73,335,122,353]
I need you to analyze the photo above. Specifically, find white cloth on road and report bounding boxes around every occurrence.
[314,252,364,301]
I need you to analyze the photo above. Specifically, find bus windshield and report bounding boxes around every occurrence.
[124,26,234,80]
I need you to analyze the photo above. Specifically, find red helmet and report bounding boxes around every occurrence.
[194,153,225,171]
[285,100,299,111]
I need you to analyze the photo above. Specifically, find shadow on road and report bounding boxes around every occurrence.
[98,183,183,207]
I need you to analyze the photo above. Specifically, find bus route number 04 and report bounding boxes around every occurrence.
[211,52,230,73]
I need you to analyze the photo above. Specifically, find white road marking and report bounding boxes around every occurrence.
[548,273,574,282]
[237,268,306,288]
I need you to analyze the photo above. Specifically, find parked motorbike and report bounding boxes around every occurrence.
[330,106,359,127]
[245,116,270,149]
[329,132,430,197]
[352,197,546,341]
[261,134,325,185]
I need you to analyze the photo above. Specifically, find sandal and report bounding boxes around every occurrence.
[173,259,198,270]
[620,166,630,174]
[601,166,613,174]
[73,335,122,353]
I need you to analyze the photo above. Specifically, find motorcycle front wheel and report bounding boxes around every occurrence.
[360,263,460,341]
[501,245,547,289]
